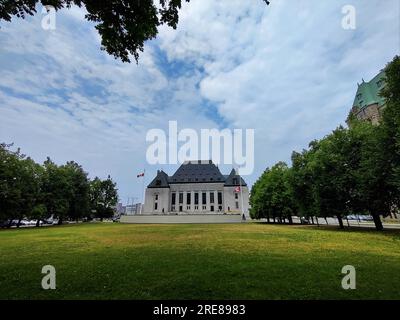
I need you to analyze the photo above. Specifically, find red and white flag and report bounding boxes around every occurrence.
[234,186,241,193]
[137,172,145,178]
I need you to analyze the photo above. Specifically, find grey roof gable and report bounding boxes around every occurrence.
[224,169,247,187]
[147,170,170,188]
[170,160,225,184]
[147,161,247,188]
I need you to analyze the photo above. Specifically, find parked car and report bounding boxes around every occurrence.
[359,215,373,221]
[19,220,30,226]
[300,217,310,224]
[0,220,10,228]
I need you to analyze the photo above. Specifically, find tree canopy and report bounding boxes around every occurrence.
[251,56,400,231]
[0,143,119,227]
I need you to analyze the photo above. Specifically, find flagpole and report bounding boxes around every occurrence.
[238,167,244,218]
[127,197,130,215]
[140,169,146,215]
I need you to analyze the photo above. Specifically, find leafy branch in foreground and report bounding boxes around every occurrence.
[0,0,271,63]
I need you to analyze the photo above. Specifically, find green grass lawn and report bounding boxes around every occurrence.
[0,222,400,300]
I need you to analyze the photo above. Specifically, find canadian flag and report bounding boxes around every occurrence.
[234,186,241,193]
[137,172,145,178]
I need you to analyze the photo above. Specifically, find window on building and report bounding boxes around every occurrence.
[187,206,191,210]
[218,205,223,211]
[210,206,214,212]
[195,205,199,210]
[154,202,158,210]
[202,205,207,210]
[202,192,207,205]
[218,192,223,205]
[210,192,215,204]
[155,194,159,201]
[235,193,238,199]
[179,192,183,204]
[171,193,176,205]
[187,192,191,205]
[194,193,199,205]
[235,202,239,209]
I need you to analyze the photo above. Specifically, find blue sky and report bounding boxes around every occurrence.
[0,0,399,204]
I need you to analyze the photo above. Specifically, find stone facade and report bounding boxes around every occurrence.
[142,161,250,218]
[350,103,384,125]
[347,70,386,125]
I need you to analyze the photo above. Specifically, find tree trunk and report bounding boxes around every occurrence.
[324,217,328,225]
[7,219,13,228]
[346,217,350,227]
[267,216,270,223]
[337,215,344,229]
[316,217,320,227]
[273,217,276,223]
[372,214,384,231]
[36,219,40,227]
[17,218,22,228]
[288,216,293,225]
[311,216,314,225]
[58,218,63,225]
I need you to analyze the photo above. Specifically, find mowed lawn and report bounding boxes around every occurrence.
[0,222,400,300]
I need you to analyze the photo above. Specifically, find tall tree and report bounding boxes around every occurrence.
[0,143,23,226]
[42,158,70,224]
[250,162,295,224]
[63,161,90,221]
[381,56,400,209]
[89,176,118,220]
[0,144,44,227]
[291,142,320,223]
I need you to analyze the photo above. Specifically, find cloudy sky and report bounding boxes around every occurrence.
[0,0,399,204]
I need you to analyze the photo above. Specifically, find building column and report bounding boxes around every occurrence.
[183,191,187,213]
[213,190,217,213]
[206,191,211,212]
[191,191,195,213]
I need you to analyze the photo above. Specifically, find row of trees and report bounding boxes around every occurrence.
[250,56,400,231]
[0,144,118,227]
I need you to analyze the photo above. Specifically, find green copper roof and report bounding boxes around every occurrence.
[352,70,386,111]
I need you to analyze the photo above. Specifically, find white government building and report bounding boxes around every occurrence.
[138,160,250,221]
